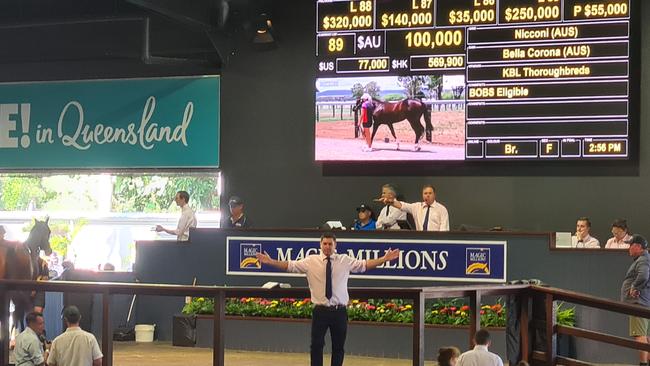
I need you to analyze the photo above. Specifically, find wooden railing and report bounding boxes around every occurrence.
[2,280,650,366]
[0,280,529,366]
[530,285,650,366]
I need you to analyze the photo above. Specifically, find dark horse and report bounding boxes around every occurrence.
[354,97,433,151]
[0,218,52,331]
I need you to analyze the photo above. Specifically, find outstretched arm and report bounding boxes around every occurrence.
[375,197,403,210]
[366,249,400,270]
[256,251,289,271]
[155,225,177,235]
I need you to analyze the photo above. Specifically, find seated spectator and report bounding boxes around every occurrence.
[352,204,376,231]
[47,306,102,366]
[571,217,600,248]
[605,219,632,249]
[375,184,407,230]
[437,346,461,366]
[456,329,504,366]
[14,312,47,366]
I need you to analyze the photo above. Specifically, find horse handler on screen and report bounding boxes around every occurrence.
[359,93,375,152]
[256,232,399,366]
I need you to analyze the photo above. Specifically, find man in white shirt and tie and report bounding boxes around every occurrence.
[256,232,400,366]
[156,190,197,241]
[378,184,449,231]
[375,184,407,230]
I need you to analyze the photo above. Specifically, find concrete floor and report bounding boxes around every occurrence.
[112,342,437,366]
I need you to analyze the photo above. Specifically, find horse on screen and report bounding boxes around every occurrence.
[354,97,433,151]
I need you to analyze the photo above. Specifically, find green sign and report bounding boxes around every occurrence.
[0,76,220,169]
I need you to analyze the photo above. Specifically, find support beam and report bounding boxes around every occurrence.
[412,292,424,366]
[469,290,482,347]
[102,290,113,366]
[0,286,8,366]
[545,293,557,366]
[214,291,225,366]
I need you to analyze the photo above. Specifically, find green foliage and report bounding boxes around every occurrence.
[555,302,576,327]
[0,177,55,210]
[184,297,509,327]
[22,219,87,257]
[383,94,406,101]
[398,76,428,98]
[183,297,215,315]
[350,82,381,100]
[426,75,443,99]
[112,175,219,213]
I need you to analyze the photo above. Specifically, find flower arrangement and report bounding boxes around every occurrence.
[182,297,510,327]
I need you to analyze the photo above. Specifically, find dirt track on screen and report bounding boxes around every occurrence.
[315,110,464,146]
[315,110,465,161]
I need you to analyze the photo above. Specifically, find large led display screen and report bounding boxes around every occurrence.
[315,0,636,161]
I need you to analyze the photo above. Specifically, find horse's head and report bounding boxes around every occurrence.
[28,218,52,256]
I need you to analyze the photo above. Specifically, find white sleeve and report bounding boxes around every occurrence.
[439,206,449,231]
[398,201,417,215]
[92,336,103,360]
[176,211,196,237]
[287,258,310,273]
[342,255,366,273]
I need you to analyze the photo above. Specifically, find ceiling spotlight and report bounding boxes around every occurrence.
[253,13,275,45]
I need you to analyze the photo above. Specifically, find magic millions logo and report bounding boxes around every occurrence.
[240,243,262,269]
[465,248,490,275]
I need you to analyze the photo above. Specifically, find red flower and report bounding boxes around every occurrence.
[367,305,376,311]
[460,305,470,312]
[240,297,247,303]
[303,298,311,303]
[480,310,485,315]
[450,306,457,311]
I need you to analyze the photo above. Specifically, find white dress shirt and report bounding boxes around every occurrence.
[398,201,449,231]
[176,204,197,241]
[606,234,632,249]
[456,345,504,366]
[375,205,407,230]
[571,234,600,248]
[288,253,366,306]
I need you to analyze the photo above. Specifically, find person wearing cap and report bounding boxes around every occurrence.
[606,219,632,249]
[155,190,197,241]
[375,184,407,230]
[377,184,449,231]
[621,234,650,366]
[224,196,251,228]
[571,217,600,248]
[352,204,376,231]
[359,93,375,152]
[47,305,102,366]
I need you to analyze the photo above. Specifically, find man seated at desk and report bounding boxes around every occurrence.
[352,204,376,231]
[572,217,600,248]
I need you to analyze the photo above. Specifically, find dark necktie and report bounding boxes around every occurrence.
[325,256,332,300]
[386,205,390,215]
[422,205,431,231]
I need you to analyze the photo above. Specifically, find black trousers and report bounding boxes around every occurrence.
[311,306,348,366]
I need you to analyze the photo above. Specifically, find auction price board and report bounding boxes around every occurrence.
[315,0,635,160]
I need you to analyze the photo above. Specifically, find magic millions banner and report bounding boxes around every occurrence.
[227,236,506,283]
[0,76,219,169]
